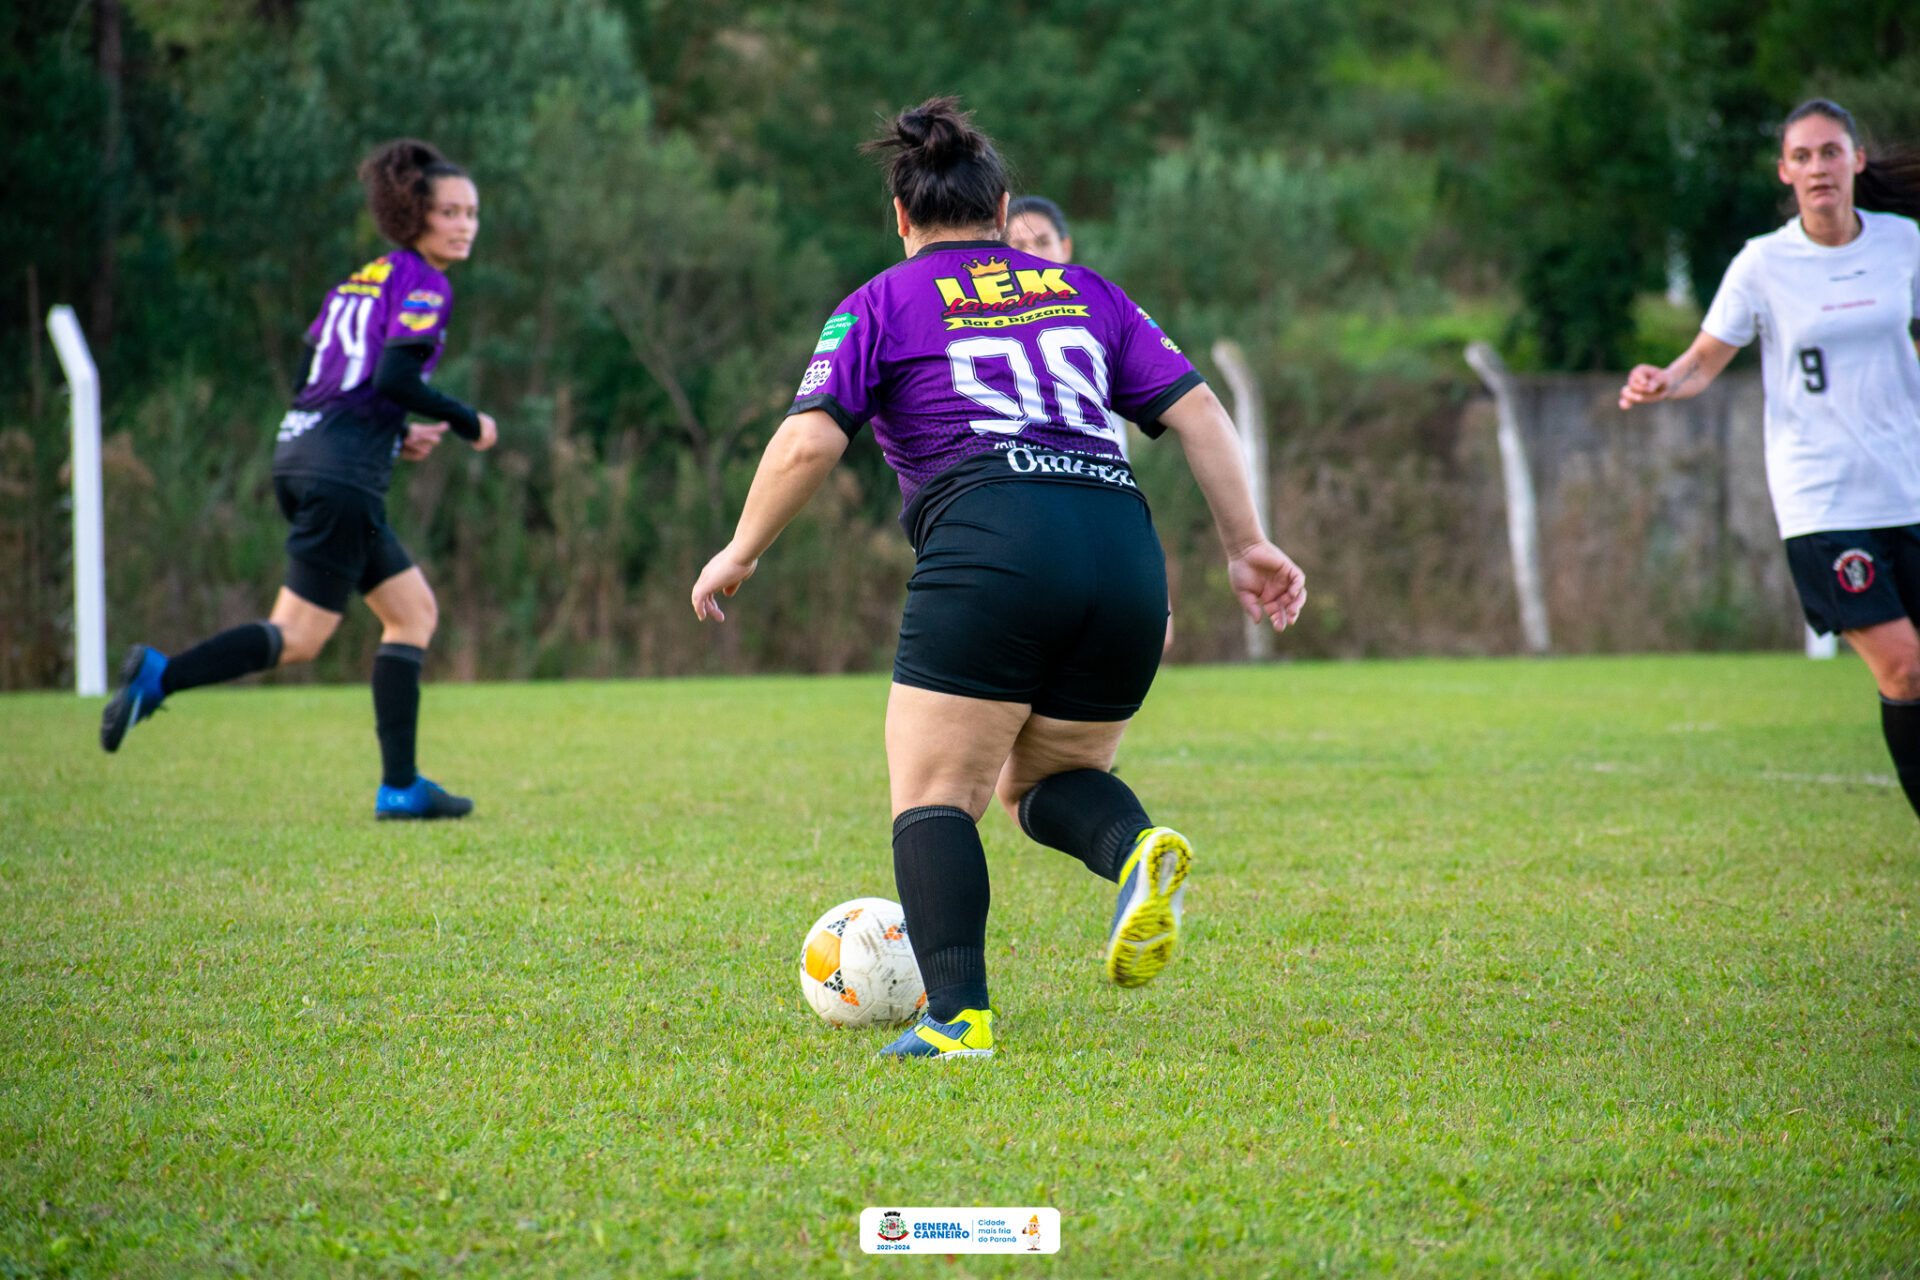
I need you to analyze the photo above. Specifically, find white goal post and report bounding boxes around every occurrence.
[1211,339,1273,661]
[1465,341,1551,654]
[47,305,107,697]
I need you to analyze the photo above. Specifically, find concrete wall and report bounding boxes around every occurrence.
[1506,370,1800,653]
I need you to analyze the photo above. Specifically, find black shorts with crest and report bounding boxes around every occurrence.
[1784,524,1920,635]
[893,479,1166,722]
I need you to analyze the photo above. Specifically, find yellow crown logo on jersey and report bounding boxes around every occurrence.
[348,256,395,286]
[934,259,1085,330]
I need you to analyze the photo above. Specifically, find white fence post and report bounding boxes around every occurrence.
[1211,339,1272,661]
[1465,341,1552,655]
[47,305,107,696]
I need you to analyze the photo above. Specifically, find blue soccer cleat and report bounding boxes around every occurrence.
[1105,827,1191,988]
[100,645,169,753]
[375,776,474,821]
[877,1007,994,1059]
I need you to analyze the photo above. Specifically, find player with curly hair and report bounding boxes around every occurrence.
[100,139,497,821]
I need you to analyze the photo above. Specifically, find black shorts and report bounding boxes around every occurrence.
[273,474,414,613]
[893,479,1167,721]
[1784,524,1920,635]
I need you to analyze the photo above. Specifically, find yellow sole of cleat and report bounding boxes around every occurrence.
[1106,827,1191,988]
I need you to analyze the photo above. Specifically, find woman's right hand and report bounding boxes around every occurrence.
[1618,365,1671,409]
[1229,540,1306,631]
[474,412,499,451]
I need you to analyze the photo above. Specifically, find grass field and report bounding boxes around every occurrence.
[3,655,1917,1277]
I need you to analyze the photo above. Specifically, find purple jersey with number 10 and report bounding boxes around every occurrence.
[274,246,453,494]
[790,239,1203,545]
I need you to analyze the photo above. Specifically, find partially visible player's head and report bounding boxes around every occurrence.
[359,139,478,266]
[1779,99,1920,223]
[862,96,1008,238]
[1007,196,1072,264]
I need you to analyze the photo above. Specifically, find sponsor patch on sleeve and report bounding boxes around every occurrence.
[797,359,833,396]
[398,291,444,332]
[814,313,858,353]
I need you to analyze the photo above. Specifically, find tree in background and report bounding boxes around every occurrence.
[1499,20,1673,371]
[11,0,1920,685]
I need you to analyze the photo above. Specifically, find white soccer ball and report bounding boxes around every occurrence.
[799,897,926,1029]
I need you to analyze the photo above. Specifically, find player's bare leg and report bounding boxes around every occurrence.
[1845,617,1920,818]
[267,588,343,663]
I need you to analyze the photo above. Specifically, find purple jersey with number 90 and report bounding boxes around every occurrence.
[273,246,453,494]
[790,239,1203,543]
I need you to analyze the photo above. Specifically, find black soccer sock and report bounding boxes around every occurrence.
[1017,767,1152,882]
[372,642,424,790]
[1880,696,1920,820]
[158,621,283,695]
[892,806,991,1022]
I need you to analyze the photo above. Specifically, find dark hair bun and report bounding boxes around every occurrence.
[862,96,1007,231]
[895,97,980,168]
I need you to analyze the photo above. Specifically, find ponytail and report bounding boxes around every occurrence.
[1858,149,1920,222]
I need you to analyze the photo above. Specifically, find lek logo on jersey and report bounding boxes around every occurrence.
[933,257,1088,331]
[339,256,395,298]
[1834,549,1875,594]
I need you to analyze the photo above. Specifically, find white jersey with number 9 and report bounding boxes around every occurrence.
[1703,208,1920,539]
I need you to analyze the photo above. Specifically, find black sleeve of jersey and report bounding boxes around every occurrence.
[373,342,481,441]
[790,393,863,439]
[1132,370,1207,440]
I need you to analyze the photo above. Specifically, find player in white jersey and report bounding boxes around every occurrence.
[1619,99,1920,817]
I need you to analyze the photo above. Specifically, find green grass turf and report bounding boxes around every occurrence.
[2,655,1916,1278]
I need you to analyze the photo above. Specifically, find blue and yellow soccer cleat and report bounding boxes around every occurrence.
[375,777,474,821]
[100,645,169,753]
[877,1007,994,1059]
[1105,827,1191,987]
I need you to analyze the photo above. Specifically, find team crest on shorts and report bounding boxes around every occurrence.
[1833,549,1875,594]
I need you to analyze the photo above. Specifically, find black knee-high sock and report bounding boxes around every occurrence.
[892,806,990,1022]
[1017,768,1152,882]
[372,643,424,790]
[159,622,282,695]
[1881,696,1920,819]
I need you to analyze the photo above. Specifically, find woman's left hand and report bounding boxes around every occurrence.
[399,421,449,461]
[691,547,759,621]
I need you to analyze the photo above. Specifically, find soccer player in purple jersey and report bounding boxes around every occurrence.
[100,139,498,821]
[1007,192,1179,655]
[691,98,1306,1058]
